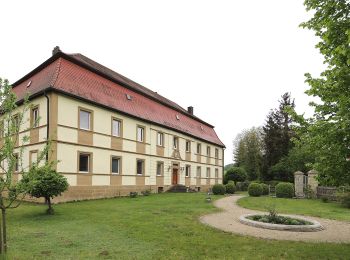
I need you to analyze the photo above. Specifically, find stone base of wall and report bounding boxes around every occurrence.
[22,184,213,204]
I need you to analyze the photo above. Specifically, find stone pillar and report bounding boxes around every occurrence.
[294,171,305,198]
[307,170,319,195]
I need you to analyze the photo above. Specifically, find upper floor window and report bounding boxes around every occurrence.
[12,114,19,131]
[186,141,191,152]
[185,165,191,177]
[79,109,91,130]
[111,156,121,174]
[112,118,122,137]
[196,166,201,178]
[173,136,179,150]
[29,150,38,167]
[215,168,219,178]
[157,132,164,146]
[137,126,145,142]
[79,152,91,173]
[32,106,39,128]
[14,153,19,172]
[207,146,211,157]
[156,162,164,176]
[215,148,219,159]
[197,143,201,154]
[137,159,144,175]
[206,167,210,178]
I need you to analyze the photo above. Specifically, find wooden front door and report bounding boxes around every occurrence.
[172,169,178,185]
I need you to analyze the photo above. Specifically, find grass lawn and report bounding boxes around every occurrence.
[5,193,350,259]
[237,196,350,222]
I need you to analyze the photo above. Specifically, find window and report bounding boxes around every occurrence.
[112,118,122,137]
[32,107,39,128]
[29,150,38,167]
[173,136,179,150]
[79,109,91,130]
[206,167,210,178]
[156,162,164,176]
[185,165,191,177]
[79,153,91,172]
[207,146,211,157]
[215,148,219,159]
[137,126,144,142]
[215,168,219,178]
[186,141,191,152]
[196,166,201,178]
[137,159,144,175]
[157,132,164,146]
[14,153,19,172]
[197,143,201,154]
[111,157,121,174]
[12,114,19,131]
[0,120,3,137]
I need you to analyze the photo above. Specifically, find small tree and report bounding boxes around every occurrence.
[0,78,49,253]
[24,163,68,214]
[224,167,247,184]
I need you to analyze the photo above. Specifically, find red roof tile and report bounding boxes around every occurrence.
[12,51,225,147]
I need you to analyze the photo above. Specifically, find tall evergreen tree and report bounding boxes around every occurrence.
[262,93,295,180]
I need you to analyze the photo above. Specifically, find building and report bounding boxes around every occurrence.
[2,47,225,202]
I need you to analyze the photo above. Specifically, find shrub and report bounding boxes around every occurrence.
[260,183,269,195]
[338,192,350,208]
[141,190,151,196]
[212,184,226,195]
[248,183,263,197]
[236,181,250,191]
[275,182,294,198]
[321,196,329,203]
[224,167,247,184]
[130,192,138,198]
[225,182,236,194]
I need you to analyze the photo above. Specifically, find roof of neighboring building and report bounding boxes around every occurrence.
[11,48,225,147]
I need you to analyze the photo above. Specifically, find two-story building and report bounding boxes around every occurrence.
[2,47,225,202]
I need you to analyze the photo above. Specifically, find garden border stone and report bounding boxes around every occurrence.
[239,213,324,232]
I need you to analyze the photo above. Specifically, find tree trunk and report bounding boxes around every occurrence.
[0,207,2,254]
[2,208,6,253]
[46,197,54,215]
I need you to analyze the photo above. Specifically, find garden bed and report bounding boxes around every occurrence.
[239,213,324,232]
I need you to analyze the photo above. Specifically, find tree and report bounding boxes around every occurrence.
[298,0,350,185]
[262,93,295,180]
[224,167,247,184]
[233,127,263,180]
[0,78,49,253]
[23,163,68,214]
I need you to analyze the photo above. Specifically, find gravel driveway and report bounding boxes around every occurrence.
[199,195,350,243]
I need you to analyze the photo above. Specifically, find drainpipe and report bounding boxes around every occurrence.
[44,91,50,161]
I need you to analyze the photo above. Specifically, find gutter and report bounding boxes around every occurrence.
[44,91,49,161]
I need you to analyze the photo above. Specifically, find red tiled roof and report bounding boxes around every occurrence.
[12,51,225,147]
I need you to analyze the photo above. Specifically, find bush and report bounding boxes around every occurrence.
[248,183,263,197]
[224,167,247,184]
[212,184,226,195]
[260,183,269,195]
[321,196,329,203]
[141,190,151,196]
[275,182,294,198]
[236,181,250,191]
[338,192,350,208]
[225,182,236,194]
[130,192,138,198]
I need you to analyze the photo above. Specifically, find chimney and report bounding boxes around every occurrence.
[52,46,61,56]
[187,106,194,115]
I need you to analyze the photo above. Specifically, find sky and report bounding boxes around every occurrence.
[0,0,325,165]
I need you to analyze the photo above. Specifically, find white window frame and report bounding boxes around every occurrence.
[157,132,164,146]
[112,119,122,137]
[79,153,91,173]
[156,162,164,176]
[186,141,191,152]
[79,110,91,130]
[111,156,121,174]
[185,165,191,177]
[137,126,144,142]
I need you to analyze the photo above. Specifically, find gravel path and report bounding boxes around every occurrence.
[199,195,350,243]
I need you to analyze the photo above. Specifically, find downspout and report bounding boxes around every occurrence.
[44,91,50,161]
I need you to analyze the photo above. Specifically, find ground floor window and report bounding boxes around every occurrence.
[206,167,210,178]
[111,157,121,174]
[156,162,163,176]
[185,165,191,177]
[215,168,218,178]
[196,166,201,178]
[79,152,91,173]
[137,159,144,175]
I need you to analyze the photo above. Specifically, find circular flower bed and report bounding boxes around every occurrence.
[239,213,324,232]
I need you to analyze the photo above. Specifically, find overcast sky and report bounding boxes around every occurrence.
[0,0,325,165]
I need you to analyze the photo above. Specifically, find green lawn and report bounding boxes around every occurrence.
[5,193,350,259]
[237,196,350,222]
